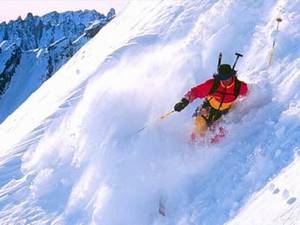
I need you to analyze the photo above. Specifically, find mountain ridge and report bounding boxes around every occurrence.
[0,8,115,122]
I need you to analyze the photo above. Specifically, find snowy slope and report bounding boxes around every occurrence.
[0,0,300,225]
[226,156,300,225]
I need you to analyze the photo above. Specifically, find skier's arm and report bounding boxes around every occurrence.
[174,79,213,112]
[184,79,214,102]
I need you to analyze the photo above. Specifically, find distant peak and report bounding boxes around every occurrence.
[107,8,116,20]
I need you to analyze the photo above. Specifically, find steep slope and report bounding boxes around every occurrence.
[0,0,299,225]
[226,156,300,225]
[0,9,115,122]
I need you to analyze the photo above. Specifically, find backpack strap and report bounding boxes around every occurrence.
[209,76,241,97]
[234,76,241,97]
[208,76,220,95]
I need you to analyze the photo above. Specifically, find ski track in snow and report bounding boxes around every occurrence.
[0,0,300,224]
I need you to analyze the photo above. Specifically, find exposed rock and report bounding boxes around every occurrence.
[0,8,115,121]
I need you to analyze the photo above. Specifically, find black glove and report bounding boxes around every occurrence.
[174,98,189,112]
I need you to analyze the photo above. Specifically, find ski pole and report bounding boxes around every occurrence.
[232,52,243,70]
[217,52,222,71]
[269,17,282,67]
[135,110,175,134]
[159,110,175,120]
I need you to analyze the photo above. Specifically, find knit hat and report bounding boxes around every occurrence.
[217,64,236,80]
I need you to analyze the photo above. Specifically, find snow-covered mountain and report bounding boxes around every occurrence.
[0,9,115,122]
[0,0,300,225]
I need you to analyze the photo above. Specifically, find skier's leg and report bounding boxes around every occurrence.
[190,115,208,143]
[195,115,208,136]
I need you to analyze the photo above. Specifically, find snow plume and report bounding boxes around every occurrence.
[0,0,300,225]
[19,36,218,225]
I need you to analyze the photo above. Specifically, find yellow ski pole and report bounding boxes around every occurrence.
[268,17,282,67]
[135,110,175,134]
[159,110,175,120]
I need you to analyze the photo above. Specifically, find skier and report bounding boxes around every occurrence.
[174,63,248,142]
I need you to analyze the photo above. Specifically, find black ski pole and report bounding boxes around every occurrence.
[217,52,222,71]
[232,52,243,70]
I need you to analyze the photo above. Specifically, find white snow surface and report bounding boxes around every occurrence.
[0,0,300,224]
[226,156,300,225]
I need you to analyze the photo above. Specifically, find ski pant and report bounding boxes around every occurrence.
[193,101,229,136]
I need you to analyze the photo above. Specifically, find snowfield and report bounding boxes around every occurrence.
[226,157,300,225]
[0,0,300,224]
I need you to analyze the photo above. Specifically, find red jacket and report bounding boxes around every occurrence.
[185,78,248,111]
